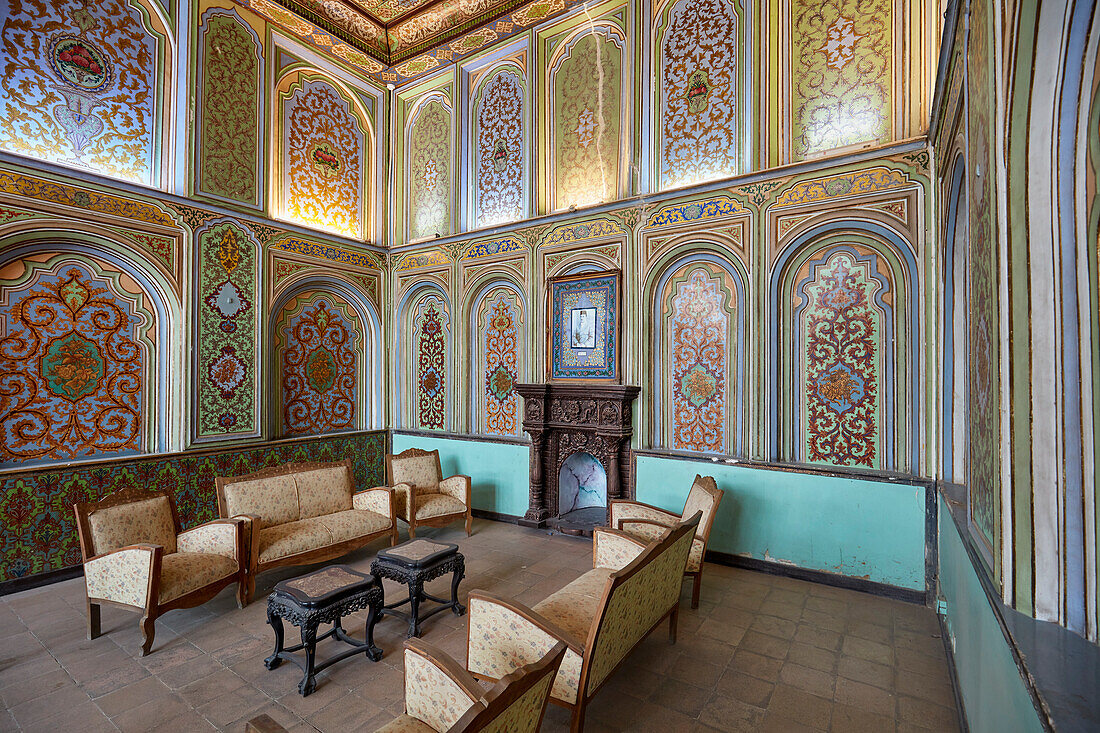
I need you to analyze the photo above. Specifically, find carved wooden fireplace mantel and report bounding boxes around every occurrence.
[515,383,640,528]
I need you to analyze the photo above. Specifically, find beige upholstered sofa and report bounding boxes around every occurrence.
[386,447,472,537]
[609,474,724,608]
[466,513,701,732]
[74,488,245,656]
[215,459,397,603]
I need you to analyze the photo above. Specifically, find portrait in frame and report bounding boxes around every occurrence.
[547,270,620,382]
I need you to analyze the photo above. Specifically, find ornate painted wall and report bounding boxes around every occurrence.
[407,290,451,430]
[406,94,454,241]
[472,67,525,228]
[472,285,524,436]
[0,0,168,186]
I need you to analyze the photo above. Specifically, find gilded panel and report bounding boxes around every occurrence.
[407,97,453,241]
[473,68,525,228]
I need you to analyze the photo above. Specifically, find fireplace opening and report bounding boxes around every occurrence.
[557,452,607,531]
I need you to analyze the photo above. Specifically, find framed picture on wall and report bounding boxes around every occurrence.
[547,270,621,382]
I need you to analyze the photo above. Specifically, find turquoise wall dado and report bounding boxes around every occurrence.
[635,455,928,591]
[391,433,531,517]
[938,496,1043,733]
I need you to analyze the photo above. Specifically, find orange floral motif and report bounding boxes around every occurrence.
[481,293,520,435]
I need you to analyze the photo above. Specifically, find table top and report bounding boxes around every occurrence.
[272,565,378,607]
[376,539,459,570]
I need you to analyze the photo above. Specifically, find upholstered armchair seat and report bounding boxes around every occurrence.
[75,489,246,656]
[609,475,723,608]
[387,448,472,538]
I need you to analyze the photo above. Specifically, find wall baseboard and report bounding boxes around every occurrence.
[471,509,524,524]
[705,549,928,606]
[0,565,83,596]
[937,613,971,733]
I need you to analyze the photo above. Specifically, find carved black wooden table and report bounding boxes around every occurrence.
[370,539,465,638]
[264,565,383,696]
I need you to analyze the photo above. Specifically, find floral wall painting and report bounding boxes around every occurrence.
[0,254,159,467]
[656,0,743,190]
[550,24,624,211]
[0,0,166,186]
[280,75,367,239]
[472,286,524,436]
[406,92,453,242]
[549,270,620,382]
[275,291,362,437]
[473,67,525,228]
[410,292,450,430]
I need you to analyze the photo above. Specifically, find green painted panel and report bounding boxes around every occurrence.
[392,434,530,517]
[938,497,1043,733]
[635,455,926,590]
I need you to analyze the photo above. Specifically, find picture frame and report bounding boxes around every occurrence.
[547,270,621,382]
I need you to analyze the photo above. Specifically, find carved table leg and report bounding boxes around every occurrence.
[299,624,318,696]
[407,578,422,638]
[364,600,383,662]
[451,557,466,616]
[264,605,284,670]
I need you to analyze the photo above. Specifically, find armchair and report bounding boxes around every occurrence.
[386,448,472,538]
[608,474,723,608]
[74,488,245,655]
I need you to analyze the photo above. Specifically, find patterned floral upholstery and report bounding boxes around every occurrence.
[414,493,466,520]
[608,502,679,534]
[593,529,648,570]
[177,521,238,559]
[353,487,393,517]
[532,568,612,643]
[373,715,436,733]
[479,670,556,733]
[392,483,413,521]
[683,480,719,539]
[467,597,583,705]
[390,453,441,491]
[256,519,332,563]
[687,537,705,572]
[437,475,466,502]
[83,547,155,608]
[223,475,299,529]
[295,466,353,519]
[88,496,177,555]
[315,509,391,544]
[403,646,479,731]
[159,552,238,603]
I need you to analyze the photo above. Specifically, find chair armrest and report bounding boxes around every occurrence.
[84,544,160,609]
[233,514,261,571]
[403,638,480,731]
[177,518,243,561]
[391,482,414,521]
[592,527,649,570]
[353,486,395,520]
[608,499,680,531]
[438,475,470,505]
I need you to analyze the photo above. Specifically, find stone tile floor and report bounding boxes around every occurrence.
[0,520,960,732]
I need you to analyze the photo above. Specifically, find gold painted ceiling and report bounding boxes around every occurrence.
[278,0,530,63]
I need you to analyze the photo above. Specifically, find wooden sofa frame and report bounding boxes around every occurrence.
[386,447,472,537]
[215,459,397,603]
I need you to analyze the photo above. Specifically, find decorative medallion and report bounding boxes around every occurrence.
[486,363,516,404]
[422,158,440,192]
[822,16,859,69]
[205,280,249,329]
[575,106,597,150]
[48,35,113,93]
[208,345,246,398]
[813,362,865,413]
[679,363,718,408]
[306,348,336,393]
[217,227,241,273]
[41,332,104,401]
[685,69,710,114]
[309,142,342,178]
[492,139,509,172]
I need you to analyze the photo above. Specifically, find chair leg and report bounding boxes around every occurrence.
[408,523,416,539]
[465,513,472,536]
[139,613,156,656]
[245,574,256,605]
[570,701,587,733]
[236,573,249,609]
[390,527,399,547]
[668,605,679,644]
[87,601,101,640]
[691,572,702,609]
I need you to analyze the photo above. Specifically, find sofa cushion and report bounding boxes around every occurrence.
[223,475,299,529]
[159,552,237,603]
[314,509,391,544]
[257,519,332,563]
[391,453,441,490]
[532,567,612,644]
[295,466,353,519]
[414,493,466,520]
[89,496,177,555]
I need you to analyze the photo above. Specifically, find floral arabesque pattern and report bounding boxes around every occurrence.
[474,69,524,227]
[196,221,258,439]
[197,11,262,205]
[798,249,885,467]
[552,30,622,210]
[283,78,364,238]
[790,0,892,159]
[414,299,448,429]
[0,0,159,184]
[279,295,360,437]
[480,291,521,436]
[403,647,478,731]
[408,98,452,241]
[658,0,742,189]
[0,261,148,465]
[665,265,734,453]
